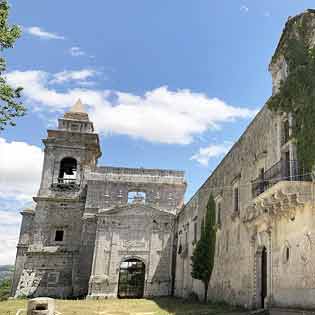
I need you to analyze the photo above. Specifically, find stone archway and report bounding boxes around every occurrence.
[117,258,145,298]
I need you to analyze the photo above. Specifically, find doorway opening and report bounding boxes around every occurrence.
[261,246,267,308]
[118,259,145,298]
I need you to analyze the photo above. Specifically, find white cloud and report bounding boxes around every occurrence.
[6,69,257,144]
[69,46,85,56]
[25,26,65,40]
[0,137,42,265]
[0,211,21,265]
[0,137,43,201]
[50,69,96,84]
[190,143,232,166]
[240,5,249,13]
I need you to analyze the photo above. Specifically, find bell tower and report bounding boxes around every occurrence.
[12,100,102,298]
[38,99,101,197]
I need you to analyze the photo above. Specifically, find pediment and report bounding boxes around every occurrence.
[98,203,174,217]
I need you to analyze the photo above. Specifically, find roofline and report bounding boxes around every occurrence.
[269,9,315,69]
[179,101,271,215]
[95,166,185,178]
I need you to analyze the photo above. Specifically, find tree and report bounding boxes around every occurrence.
[191,194,216,302]
[0,0,25,131]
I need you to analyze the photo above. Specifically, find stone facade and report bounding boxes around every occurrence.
[11,9,315,310]
[11,100,186,299]
[174,9,315,310]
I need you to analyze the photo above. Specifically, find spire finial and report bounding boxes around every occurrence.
[70,99,85,113]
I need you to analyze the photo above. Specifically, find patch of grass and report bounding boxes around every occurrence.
[0,297,247,315]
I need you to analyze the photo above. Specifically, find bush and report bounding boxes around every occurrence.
[0,278,11,301]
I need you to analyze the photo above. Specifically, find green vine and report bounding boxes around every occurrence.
[268,12,315,172]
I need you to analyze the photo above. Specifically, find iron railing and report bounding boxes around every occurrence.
[57,177,77,184]
[252,159,311,198]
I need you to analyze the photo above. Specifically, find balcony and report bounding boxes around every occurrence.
[50,178,80,192]
[251,159,311,198]
[57,178,76,185]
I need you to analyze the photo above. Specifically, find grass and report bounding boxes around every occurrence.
[0,297,246,315]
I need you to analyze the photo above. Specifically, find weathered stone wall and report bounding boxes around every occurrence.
[88,205,176,298]
[175,10,315,310]
[175,105,280,306]
[11,209,34,295]
[85,167,186,213]
[12,106,186,299]
[86,166,186,298]
[271,199,315,308]
[12,108,102,298]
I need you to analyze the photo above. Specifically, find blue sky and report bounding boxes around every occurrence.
[0,0,314,264]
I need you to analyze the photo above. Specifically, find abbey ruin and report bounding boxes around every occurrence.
[11,9,315,311]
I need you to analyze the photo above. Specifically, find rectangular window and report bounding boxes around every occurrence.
[217,202,221,225]
[55,230,64,242]
[193,222,197,243]
[234,187,239,212]
[47,272,60,287]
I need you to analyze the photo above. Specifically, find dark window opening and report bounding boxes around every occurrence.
[128,191,146,204]
[217,202,221,225]
[178,241,182,254]
[55,230,64,242]
[234,187,239,212]
[193,222,197,243]
[286,247,290,262]
[58,157,77,184]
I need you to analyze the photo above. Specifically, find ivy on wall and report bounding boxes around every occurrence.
[268,13,315,173]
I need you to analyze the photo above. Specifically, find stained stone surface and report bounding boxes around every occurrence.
[11,10,315,311]
[12,102,186,299]
[174,9,315,310]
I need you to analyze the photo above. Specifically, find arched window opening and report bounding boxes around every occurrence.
[128,191,146,204]
[58,157,77,184]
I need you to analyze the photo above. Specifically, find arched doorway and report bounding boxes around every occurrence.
[118,259,145,298]
[261,246,267,308]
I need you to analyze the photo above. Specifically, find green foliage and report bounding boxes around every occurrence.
[0,0,25,131]
[268,14,315,172]
[0,278,11,301]
[191,194,216,302]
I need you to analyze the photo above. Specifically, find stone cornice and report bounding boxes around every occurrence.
[242,181,313,225]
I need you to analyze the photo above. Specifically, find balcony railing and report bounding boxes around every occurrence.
[50,178,80,192]
[252,160,311,198]
[57,178,77,185]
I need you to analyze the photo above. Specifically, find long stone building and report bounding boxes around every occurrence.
[11,9,315,311]
[174,9,315,310]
